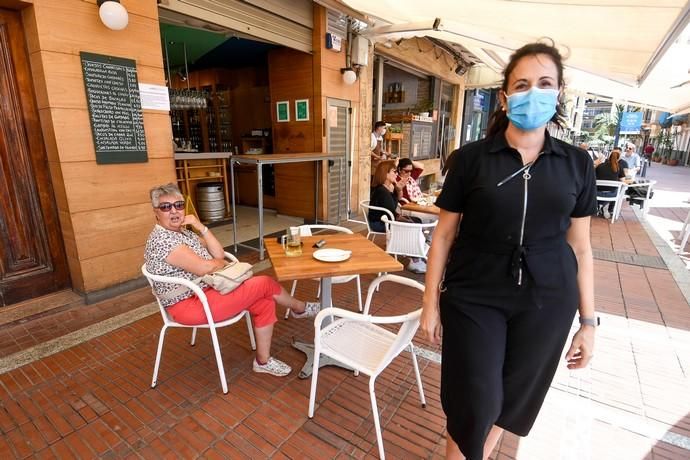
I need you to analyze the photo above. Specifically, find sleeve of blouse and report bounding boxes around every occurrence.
[571,158,598,217]
[411,167,423,180]
[435,149,464,213]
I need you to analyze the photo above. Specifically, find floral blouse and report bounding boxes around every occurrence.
[144,224,212,307]
[398,167,424,203]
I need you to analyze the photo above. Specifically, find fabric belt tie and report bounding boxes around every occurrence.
[510,245,527,283]
[457,234,566,284]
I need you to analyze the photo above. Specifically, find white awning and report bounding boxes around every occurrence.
[343,0,690,111]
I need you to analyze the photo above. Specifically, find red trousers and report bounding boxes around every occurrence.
[166,275,281,328]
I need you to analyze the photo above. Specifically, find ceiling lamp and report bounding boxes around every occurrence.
[97,0,129,31]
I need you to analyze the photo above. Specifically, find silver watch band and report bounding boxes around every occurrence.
[579,316,600,327]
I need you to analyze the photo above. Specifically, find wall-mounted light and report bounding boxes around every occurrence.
[341,67,358,85]
[97,0,129,31]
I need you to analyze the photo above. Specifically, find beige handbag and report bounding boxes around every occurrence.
[156,260,254,301]
[200,261,254,295]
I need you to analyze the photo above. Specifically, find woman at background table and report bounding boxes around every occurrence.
[396,158,425,204]
[595,147,626,218]
[368,161,427,274]
[145,183,319,378]
[420,42,598,460]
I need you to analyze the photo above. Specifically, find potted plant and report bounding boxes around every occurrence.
[415,99,434,117]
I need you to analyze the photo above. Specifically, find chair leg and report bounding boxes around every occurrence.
[679,226,690,254]
[190,327,197,346]
[409,344,426,408]
[355,275,363,312]
[152,325,168,388]
[308,346,322,418]
[369,378,386,460]
[245,312,256,351]
[285,280,299,319]
[208,326,229,394]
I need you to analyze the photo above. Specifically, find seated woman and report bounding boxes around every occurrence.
[368,161,427,274]
[595,148,626,218]
[144,183,318,377]
[396,158,425,204]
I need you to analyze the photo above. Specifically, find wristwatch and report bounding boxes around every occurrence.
[579,316,600,327]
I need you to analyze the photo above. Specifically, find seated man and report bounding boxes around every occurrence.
[621,143,641,173]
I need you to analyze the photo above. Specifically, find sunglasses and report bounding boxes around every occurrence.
[156,200,185,212]
[400,168,413,174]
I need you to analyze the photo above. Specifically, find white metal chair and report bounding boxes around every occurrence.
[381,215,437,260]
[626,179,657,217]
[360,200,394,242]
[308,274,426,460]
[284,224,363,319]
[595,180,628,223]
[141,251,256,394]
[677,209,690,254]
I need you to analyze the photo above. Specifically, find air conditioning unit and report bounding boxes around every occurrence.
[351,35,369,67]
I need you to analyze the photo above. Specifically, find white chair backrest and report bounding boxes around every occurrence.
[640,180,657,200]
[142,264,209,324]
[363,274,424,374]
[360,200,395,231]
[297,224,353,237]
[381,215,436,258]
[595,180,627,194]
[141,251,238,326]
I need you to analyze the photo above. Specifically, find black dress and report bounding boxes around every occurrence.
[435,130,596,460]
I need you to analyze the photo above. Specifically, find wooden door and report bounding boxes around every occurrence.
[0,9,70,306]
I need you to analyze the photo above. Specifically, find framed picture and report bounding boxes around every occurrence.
[295,99,309,122]
[276,100,289,122]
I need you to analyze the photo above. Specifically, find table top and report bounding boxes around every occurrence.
[401,201,441,216]
[231,152,344,165]
[174,152,231,160]
[264,234,403,282]
[624,178,656,187]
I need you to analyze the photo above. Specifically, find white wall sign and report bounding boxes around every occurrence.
[138,83,170,111]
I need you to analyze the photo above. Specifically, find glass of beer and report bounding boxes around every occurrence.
[281,227,302,257]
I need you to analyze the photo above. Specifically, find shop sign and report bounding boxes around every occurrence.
[619,111,643,134]
[80,52,147,164]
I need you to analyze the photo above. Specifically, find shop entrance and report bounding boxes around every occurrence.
[0,9,70,306]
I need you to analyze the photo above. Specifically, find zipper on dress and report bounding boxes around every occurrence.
[517,167,532,285]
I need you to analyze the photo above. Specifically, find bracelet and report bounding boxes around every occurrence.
[579,316,600,327]
[200,226,209,236]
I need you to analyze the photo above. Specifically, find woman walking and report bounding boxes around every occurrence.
[421,42,598,460]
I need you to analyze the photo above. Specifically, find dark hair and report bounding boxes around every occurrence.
[487,40,567,137]
[372,160,396,187]
[374,121,386,130]
[397,158,413,172]
[609,150,621,173]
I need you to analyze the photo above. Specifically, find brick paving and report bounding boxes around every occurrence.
[1,166,690,459]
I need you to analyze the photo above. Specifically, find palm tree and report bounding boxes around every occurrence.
[593,104,640,146]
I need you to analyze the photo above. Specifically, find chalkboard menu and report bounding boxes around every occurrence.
[80,52,148,164]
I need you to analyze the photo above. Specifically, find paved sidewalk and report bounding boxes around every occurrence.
[1,167,690,459]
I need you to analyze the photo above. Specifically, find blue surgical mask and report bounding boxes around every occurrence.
[506,87,559,131]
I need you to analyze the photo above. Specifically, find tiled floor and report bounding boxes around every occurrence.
[1,166,690,459]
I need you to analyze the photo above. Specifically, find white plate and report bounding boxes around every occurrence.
[313,248,352,262]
